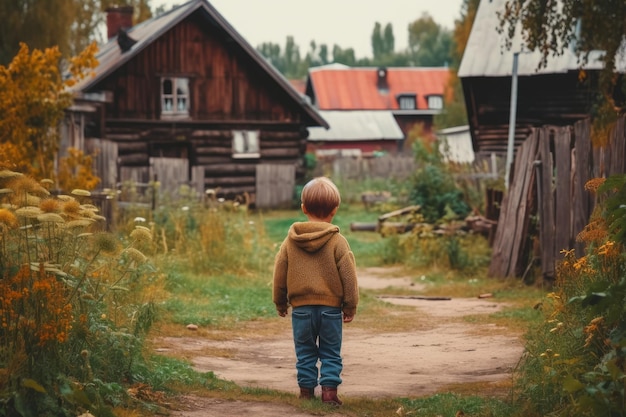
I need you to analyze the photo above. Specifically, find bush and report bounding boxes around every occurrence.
[0,169,161,416]
[409,140,470,223]
[512,175,626,416]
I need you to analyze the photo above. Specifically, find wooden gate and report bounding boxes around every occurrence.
[255,164,295,209]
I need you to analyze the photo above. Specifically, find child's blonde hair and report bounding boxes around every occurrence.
[301,177,341,218]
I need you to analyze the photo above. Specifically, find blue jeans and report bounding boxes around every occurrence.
[291,305,343,389]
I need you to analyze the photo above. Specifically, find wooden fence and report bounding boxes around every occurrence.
[313,154,416,180]
[489,116,626,280]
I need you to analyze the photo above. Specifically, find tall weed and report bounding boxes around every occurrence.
[0,170,161,416]
[512,176,626,416]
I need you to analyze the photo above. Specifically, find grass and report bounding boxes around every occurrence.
[138,203,548,416]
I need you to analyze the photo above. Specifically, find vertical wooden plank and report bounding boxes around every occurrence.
[609,116,626,175]
[509,130,540,277]
[256,164,295,209]
[150,157,189,198]
[538,128,555,280]
[554,127,571,257]
[488,129,539,278]
[86,138,118,189]
[191,166,205,196]
[572,119,591,255]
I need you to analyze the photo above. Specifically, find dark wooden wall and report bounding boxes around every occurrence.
[463,72,597,158]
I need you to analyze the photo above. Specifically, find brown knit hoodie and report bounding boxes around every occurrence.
[273,221,359,317]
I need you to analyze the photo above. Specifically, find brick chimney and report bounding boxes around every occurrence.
[106,6,134,39]
[376,67,389,92]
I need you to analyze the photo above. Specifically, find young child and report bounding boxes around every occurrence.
[272,177,359,406]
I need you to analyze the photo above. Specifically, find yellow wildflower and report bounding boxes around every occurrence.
[71,189,91,197]
[37,213,65,223]
[15,206,43,218]
[584,177,606,193]
[130,227,152,243]
[124,247,147,264]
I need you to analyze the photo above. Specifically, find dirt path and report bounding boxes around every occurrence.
[157,267,524,416]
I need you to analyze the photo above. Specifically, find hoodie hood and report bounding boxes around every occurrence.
[288,222,339,253]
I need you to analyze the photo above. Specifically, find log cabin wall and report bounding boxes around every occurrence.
[463,72,597,159]
[82,8,312,203]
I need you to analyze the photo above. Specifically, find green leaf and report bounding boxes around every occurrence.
[21,378,46,393]
[562,376,585,393]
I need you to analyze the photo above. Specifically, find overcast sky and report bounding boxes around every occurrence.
[153,0,465,59]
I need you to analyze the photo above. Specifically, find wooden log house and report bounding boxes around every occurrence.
[63,0,328,208]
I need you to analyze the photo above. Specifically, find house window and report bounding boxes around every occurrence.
[232,130,260,158]
[396,93,417,110]
[161,77,189,117]
[427,95,444,110]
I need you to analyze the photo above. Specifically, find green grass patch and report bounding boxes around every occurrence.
[398,392,516,417]
[162,272,274,327]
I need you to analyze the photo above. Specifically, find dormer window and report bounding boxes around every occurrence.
[161,77,189,117]
[427,94,444,110]
[396,93,417,110]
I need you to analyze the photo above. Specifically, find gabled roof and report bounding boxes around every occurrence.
[73,0,327,128]
[459,0,626,78]
[308,111,404,142]
[307,64,450,111]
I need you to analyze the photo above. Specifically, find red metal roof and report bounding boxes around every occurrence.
[309,65,450,110]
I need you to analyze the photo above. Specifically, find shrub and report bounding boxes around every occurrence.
[0,169,161,417]
[409,140,470,223]
[512,175,626,416]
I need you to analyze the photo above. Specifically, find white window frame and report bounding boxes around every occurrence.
[427,95,444,110]
[232,130,260,159]
[161,77,190,118]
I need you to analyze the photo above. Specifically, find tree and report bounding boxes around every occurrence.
[499,0,626,113]
[0,0,155,65]
[257,42,284,73]
[0,42,98,179]
[371,22,396,61]
[332,45,357,66]
[434,0,480,129]
[407,13,453,67]
[0,0,75,64]
[302,41,331,70]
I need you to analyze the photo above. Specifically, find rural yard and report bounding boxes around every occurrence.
[155,267,526,417]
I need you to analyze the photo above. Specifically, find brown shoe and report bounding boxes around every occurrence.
[321,386,343,406]
[299,386,315,399]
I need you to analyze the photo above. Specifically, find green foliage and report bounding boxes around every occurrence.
[408,13,453,66]
[599,174,626,246]
[499,0,626,115]
[398,225,492,273]
[371,22,396,62]
[152,199,275,276]
[512,174,626,416]
[399,392,515,417]
[139,355,230,392]
[434,84,469,129]
[0,42,97,179]
[409,140,471,223]
[0,170,161,417]
[0,0,155,64]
